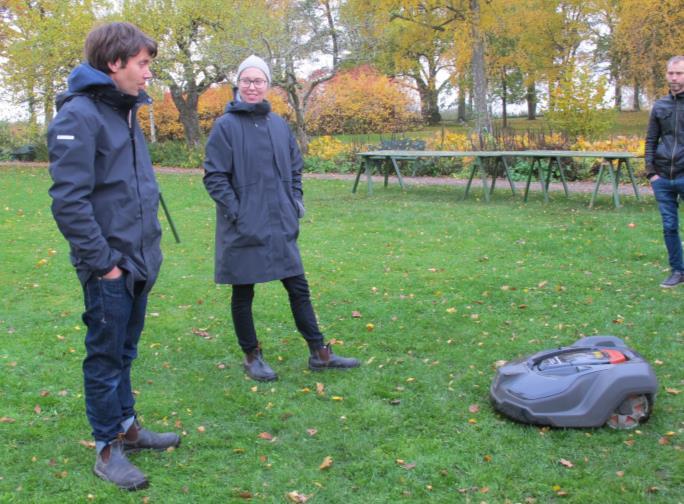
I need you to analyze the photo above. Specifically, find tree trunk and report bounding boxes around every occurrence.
[633,80,641,111]
[469,0,492,138]
[457,77,467,122]
[526,82,537,120]
[501,71,508,128]
[614,76,622,110]
[169,85,201,148]
[416,80,441,125]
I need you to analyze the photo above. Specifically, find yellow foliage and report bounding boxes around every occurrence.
[307,136,353,160]
[572,136,644,155]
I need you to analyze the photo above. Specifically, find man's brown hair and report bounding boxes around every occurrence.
[84,22,157,74]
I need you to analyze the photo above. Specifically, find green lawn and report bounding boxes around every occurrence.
[1,166,682,503]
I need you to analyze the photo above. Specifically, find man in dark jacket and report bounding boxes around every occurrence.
[48,22,180,491]
[645,55,684,288]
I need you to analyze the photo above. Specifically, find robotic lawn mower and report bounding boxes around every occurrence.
[490,336,658,429]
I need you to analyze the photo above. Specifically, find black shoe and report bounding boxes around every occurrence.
[123,420,181,453]
[309,343,360,371]
[660,271,684,288]
[93,439,149,491]
[244,348,278,381]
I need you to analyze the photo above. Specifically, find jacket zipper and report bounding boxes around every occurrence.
[672,97,679,178]
[128,109,147,269]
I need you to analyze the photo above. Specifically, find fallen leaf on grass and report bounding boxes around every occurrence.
[468,404,480,414]
[40,390,49,397]
[197,426,206,433]
[494,360,507,368]
[306,428,317,437]
[665,387,680,395]
[351,311,362,318]
[78,439,96,449]
[319,456,333,470]
[316,383,325,396]
[258,432,274,440]
[287,491,310,503]
[235,490,253,499]
[616,471,624,477]
[331,396,344,401]
[366,323,375,332]
[483,455,492,462]
[191,328,213,340]
[658,437,670,446]
[559,458,574,468]
[34,405,41,414]
[0,417,16,423]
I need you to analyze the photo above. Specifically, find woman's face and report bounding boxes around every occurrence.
[238,67,269,104]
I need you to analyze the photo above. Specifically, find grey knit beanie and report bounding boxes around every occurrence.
[237,55,271,84]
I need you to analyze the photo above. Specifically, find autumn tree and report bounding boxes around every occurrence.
[342,0,455,125]
[260,0,346,153]
[0,0,98,125]
[615,0,684,100]
[123,0,267,148]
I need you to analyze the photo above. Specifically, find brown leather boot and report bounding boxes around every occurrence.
[123,420,181,453]
[244,348,278,381]
[93,438,148,491]
[309,343,360,371]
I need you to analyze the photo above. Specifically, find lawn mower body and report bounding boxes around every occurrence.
[490,336,658,428]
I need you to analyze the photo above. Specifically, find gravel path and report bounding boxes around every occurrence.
[2,161,652,196]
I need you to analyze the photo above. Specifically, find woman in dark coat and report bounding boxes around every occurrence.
[203,55,359,381]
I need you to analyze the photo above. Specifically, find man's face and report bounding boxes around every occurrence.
[108,48,153,96]
[666,60,684,95]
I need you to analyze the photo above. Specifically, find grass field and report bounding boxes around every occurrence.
[1,166,682,503]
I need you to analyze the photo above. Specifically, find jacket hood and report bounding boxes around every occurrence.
[56,63,151,112]
[225,94,272,116]
[67,63,116,93]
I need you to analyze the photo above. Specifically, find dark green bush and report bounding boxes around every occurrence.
[148,140,204,168]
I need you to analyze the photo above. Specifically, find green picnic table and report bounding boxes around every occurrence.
[354,149,641,208]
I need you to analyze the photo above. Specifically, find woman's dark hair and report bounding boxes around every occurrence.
[84,22,157,74]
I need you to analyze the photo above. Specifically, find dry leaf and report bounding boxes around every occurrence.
[658,437,670,446]
[366,323,375,332]
[197,425,206,433]
[233,448,245,454]
[401,462,417,470]
[494,360,507,368]
[483,455,492,462]
[258,432,274,440]
[665,387,680,395]
[319,456,333,470]
[236,491,253,499]
[615,471,624,477]
[40,390,49,397]
[316,383,325,396]
[78,439,96,449]
[559,458,574,468]
[351,311,362,318]
[287,491,309,503]
[537,280,548,288]
[34,405,41,414]
[468,404,480,414]
[332,396,343,401]
[0,417,16,423]
[306,428,317,437]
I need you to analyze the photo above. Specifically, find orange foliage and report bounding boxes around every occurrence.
[305,66,419,135]
[138,84,294,142]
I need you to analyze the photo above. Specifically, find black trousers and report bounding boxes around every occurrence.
[231,274,325,354]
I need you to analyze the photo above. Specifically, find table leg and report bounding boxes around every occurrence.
[391,157,405,190]
[608,160,621,208]
[541,158,550,203]
[366,158,375,195]
[524,157,537,202]
[624,158,641,201]
[489,158,498,195]
[501,156,517,196]
[556,156,569,197]
[589,162,606,208]
[352,159,364,193]
[464,161,478,200]
[479,157,490,202]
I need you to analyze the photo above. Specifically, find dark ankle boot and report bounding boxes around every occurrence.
[244,348,278,381]
[93,439,149,491]
[123,420,181,453]
[309,343,360,371]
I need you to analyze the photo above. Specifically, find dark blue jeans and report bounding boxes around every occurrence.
[81,274,147,443]
[652,175,684,273]
[231,274,325,354]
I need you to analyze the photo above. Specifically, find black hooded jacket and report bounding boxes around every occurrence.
[48,63,162,294]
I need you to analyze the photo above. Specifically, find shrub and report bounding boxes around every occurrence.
[148,140,204,168]
[305,66,420,135]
